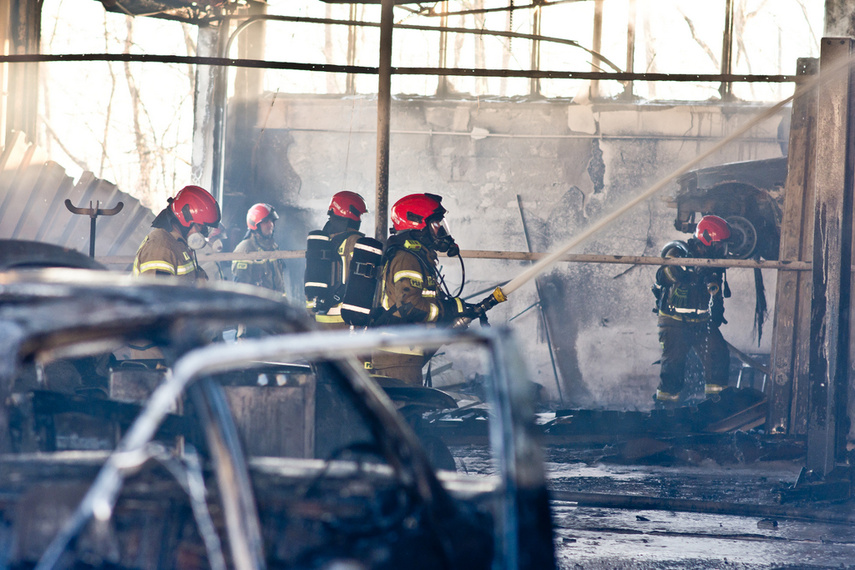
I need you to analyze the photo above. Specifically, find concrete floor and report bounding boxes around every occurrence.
[451,444,855,569]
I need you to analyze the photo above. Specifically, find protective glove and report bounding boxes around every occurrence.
[443,297,481,320]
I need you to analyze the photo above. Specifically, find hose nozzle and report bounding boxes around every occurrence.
[477,287,508,315]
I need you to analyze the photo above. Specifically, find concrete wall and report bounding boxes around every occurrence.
[226,95,787,410]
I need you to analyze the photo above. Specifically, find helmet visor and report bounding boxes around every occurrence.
[429,218,451,240]
[706,240,728,258]
[194,223,210,238]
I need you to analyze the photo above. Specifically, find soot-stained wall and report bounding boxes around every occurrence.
[227,94,787,410]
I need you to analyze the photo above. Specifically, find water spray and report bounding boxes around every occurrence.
[475,48,854,315]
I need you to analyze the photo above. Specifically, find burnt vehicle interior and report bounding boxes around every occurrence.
[668,156,788,261]
[0,269,554,569]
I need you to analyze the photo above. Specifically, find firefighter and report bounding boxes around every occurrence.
[652,214,732,406]
[370,193,478,385]
[232,203,287,294]
[133,185,221,281]
[306,191,368,328]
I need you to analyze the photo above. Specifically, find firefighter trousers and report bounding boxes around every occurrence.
[656,315,729,400]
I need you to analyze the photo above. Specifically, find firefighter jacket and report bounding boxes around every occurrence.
[232,233,287,294]
[653,247,725,325]
[314,229,363,326]
[376,232,473,326]
[133,228,208,281]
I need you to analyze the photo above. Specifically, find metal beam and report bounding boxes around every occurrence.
[192,21,228,198]
[374,0,393,242]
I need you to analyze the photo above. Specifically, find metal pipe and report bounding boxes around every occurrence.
[422,0,583,18]
[0,52,796,83]
[437,1,449,96]
[720,0,735,101]
[590,0,603,99]
[622,0,636,99]
[374,0,393,242]
[346,3,357,94]
[194,12,627,74]
[517,195,563,402]
[529,2,541,96]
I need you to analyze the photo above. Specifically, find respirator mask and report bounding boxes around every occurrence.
[429,218,459,257]
[187,232,207,250]
[186,223,209,250]
[206,226,227,253]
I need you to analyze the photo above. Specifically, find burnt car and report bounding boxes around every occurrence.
[0,268,554,569]
[669,156,787,260]
[0,238,106,270]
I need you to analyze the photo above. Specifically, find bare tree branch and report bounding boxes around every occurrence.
[679,10,719,69]
[101,11,117,175]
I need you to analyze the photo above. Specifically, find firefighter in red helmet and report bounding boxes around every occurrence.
[370,193,478,385]
[652,214,732,406]
[232,203,287,295]
[133,185,220,281]
[304,191,369,328]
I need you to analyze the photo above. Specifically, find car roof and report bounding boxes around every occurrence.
[0,239,107,271]
[0,268,309,376]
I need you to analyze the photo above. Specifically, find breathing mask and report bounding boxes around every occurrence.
[187,231,207,250]
[429,218,460,257]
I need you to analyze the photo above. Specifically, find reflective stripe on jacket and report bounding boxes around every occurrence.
[133,228,206,281]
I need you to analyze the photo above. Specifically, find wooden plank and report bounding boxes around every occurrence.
[96,249,818,269]
[768,57,818,435]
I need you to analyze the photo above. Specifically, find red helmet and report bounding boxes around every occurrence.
[391,193,446,232]
[694,215,731,246]
[170,185,220,228]
[247,203,279,230]
[329,191,367,221]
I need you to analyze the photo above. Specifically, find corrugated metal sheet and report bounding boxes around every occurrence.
[0,132,153,266]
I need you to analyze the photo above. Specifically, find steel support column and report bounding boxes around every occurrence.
[192,21,228,200]
[4,0,39,146]
[824,0,855,38]
[374,0,393,242]
[719,0,734,101]
[806,38,855,475]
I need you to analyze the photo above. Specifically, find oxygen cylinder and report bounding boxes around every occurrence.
[660,240,689,258]
[304,230,333,310]
[340,237,383,326]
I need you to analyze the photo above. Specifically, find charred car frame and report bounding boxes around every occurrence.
[0,269,554,569]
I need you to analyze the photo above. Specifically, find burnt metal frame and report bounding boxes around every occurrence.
[806,38,855,476]
[29,319,550,570]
